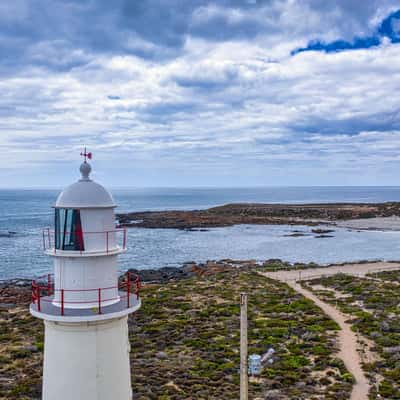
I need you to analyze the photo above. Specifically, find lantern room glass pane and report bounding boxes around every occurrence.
[55,209,84,251]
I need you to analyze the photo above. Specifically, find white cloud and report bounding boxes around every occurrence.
[1,1,400,186]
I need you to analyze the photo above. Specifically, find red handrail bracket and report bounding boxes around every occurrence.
[47,274,51,295]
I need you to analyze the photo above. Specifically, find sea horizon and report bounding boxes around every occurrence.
[2,184,400,190]
[2,186,400,280]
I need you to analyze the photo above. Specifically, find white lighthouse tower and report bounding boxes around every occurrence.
[30,150,141,400]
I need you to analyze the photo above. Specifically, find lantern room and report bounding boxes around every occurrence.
[51,160,120,254]
[39,154,128,309]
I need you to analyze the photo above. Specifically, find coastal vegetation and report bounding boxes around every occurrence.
[0,267,353,399]
[302,274,400,399]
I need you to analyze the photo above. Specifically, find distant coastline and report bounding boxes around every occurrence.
[117,202,400,229]
[4,190,400,280]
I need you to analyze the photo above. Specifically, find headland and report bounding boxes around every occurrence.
[117,202,400,229]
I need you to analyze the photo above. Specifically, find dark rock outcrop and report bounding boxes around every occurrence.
[117,202,400,229]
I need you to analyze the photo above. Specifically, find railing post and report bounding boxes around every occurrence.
[127,271,131,308]
[31,281,36,304]
[47,274,51,295]
[37,286,41,312]
[78,229,83,255]
[123,229,127,249]
[42,230,46,250]
[61,289,64,316]
[106,231,109,254]
[98,288,102,314]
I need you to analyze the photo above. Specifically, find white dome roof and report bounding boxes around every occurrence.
[55,162,116,209]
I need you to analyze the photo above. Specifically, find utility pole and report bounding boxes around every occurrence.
[240,293,248,400]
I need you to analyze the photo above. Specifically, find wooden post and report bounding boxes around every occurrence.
[240,293,248,400]
[61,289,64,316]
[98,288,102,314]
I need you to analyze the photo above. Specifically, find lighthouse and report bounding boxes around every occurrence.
[30,150,141,400]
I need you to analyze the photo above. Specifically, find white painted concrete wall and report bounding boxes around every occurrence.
[53,255,119,308]
[80,209,117,253]
[42,317,132,400]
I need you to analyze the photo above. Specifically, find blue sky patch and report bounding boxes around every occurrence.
[292,9,400,55]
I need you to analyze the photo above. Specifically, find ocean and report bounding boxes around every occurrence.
[1,186,400,280]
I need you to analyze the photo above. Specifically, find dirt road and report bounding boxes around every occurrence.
[259,262,400,399]
[263,261,400,283]
[290,281,369,400]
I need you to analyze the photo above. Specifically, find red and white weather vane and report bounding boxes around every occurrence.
[80,147,92,163]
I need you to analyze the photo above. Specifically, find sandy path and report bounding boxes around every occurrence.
[289,281,369,400]
[258,261,400,400]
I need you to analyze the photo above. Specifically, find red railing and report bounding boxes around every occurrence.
[42,228,127,254]
[31,271,140,316]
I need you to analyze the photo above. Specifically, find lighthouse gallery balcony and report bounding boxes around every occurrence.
[42,226,127,256]
[30,272,141,322]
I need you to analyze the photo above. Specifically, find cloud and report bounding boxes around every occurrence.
[1,1,400,186]
[1,0,398,71]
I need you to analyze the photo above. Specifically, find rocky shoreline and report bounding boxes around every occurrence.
[117,202,400,229]
[125,257,400,283]
[1,258,395,290]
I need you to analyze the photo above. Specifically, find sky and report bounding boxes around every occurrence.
[2,0,400,187]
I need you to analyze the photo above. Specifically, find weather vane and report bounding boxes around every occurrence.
[80,147,92,163]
